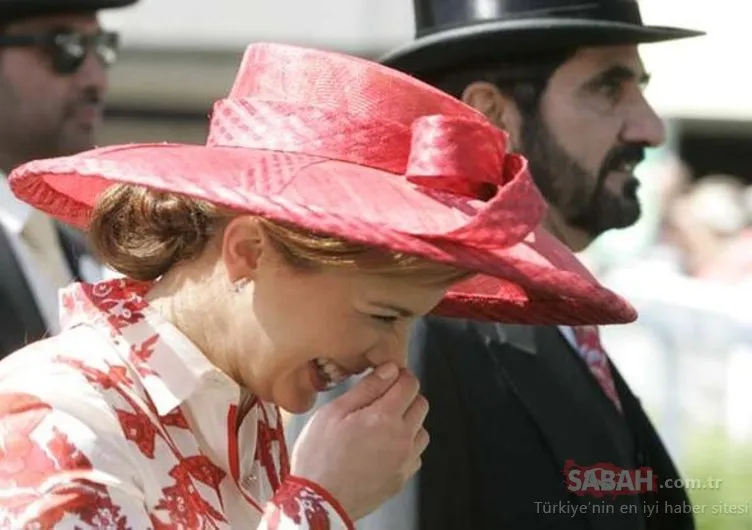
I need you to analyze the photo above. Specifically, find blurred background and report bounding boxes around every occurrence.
[99,1,751,528]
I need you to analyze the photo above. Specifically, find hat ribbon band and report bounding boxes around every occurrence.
[207,98,546,250]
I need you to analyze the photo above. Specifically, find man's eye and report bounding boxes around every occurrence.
[599,80,624,101]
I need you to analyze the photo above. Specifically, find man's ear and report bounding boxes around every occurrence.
[460,81,523,144]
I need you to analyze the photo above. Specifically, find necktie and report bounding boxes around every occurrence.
[21,211,73,290]
[571,326,622,412]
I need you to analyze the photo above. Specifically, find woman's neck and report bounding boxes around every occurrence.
[147,273,239,383]
[237,390,257,431]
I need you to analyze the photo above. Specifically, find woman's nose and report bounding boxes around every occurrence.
[369,330,410,369]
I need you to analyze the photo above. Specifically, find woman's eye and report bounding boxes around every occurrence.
[371,314,399,324]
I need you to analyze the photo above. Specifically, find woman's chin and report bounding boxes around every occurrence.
[269,367,324,414]
[275,390,318,415]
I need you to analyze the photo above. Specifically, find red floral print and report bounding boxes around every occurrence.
[0,393,128,528]
[154,461,227,527]
[116,408,159,458]
[267,478,349,530]
[161,408,190,430]
[130,334,161,378]
[0,280,355,529]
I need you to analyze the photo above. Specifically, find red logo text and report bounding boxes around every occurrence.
[563,460,658,498]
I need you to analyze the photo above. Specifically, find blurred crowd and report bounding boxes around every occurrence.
[589,157,752,295]
[654,166,752,284]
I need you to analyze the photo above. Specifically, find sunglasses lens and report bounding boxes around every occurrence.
[95,41,117,67]
[94,32,119,67]
[52,48,85,75]
[51,32,119,75]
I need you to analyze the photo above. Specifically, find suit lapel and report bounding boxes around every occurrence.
[489,325,610,469]
[488,325,639,530]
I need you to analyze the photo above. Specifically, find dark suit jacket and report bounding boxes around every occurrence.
[0,222,91,358]
[412,316,694,530]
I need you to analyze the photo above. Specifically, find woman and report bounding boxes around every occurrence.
[0,43,635,529]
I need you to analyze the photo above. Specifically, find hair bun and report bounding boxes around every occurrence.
[87,185,217,281]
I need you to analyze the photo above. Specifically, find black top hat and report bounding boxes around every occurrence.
[382,0,704,75]
[0,0,137,25]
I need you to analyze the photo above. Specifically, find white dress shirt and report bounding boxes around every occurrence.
[558,325,579,352]
[0,175,117,333]
[0,176,74,333]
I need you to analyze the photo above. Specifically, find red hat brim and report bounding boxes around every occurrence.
[10,142,636,326]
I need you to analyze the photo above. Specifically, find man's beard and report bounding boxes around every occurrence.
[0,80,101,172]
[517,112,646,239]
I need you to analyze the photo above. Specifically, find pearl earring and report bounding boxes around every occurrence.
[231,278,250,294]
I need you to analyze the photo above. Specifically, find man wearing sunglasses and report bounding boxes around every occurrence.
[0,0,137,357]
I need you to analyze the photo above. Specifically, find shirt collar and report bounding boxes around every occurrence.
[60,278,237,415]
[0,173,33,234]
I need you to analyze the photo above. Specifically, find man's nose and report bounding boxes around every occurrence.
[74,51,109,95]
[620,95,666,148]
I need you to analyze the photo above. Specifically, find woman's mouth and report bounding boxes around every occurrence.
[309,358,353,392]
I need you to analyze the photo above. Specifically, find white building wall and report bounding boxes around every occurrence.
[99,0,747,120]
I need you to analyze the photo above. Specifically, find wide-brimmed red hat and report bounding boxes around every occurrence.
[9,42,636,325]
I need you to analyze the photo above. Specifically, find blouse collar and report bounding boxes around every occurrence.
[59,278,240,415]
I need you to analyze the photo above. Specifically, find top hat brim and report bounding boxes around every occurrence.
[0,0,137,23]
[381,18,705,75]
[8,142,636,326]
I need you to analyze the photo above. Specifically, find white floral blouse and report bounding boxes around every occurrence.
[0,279,353,529]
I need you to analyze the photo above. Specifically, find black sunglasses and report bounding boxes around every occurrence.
[0,30,119,75]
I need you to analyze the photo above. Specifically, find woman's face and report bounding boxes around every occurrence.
[228,245,450,414]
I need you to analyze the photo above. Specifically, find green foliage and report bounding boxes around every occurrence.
[682,428,752,530]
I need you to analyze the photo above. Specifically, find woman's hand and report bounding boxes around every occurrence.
[289,363,429,521]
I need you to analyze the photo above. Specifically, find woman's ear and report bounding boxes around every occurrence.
[221,216,266,282]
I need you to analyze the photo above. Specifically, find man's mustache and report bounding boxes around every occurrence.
[583,143,646,216]
[64,88,103,116]
[79,87,103,107]
[601,144,646,175]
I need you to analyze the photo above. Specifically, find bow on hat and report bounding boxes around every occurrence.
[207,98,546,251]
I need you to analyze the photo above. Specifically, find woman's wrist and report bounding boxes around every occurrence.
[273,474,355,529]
